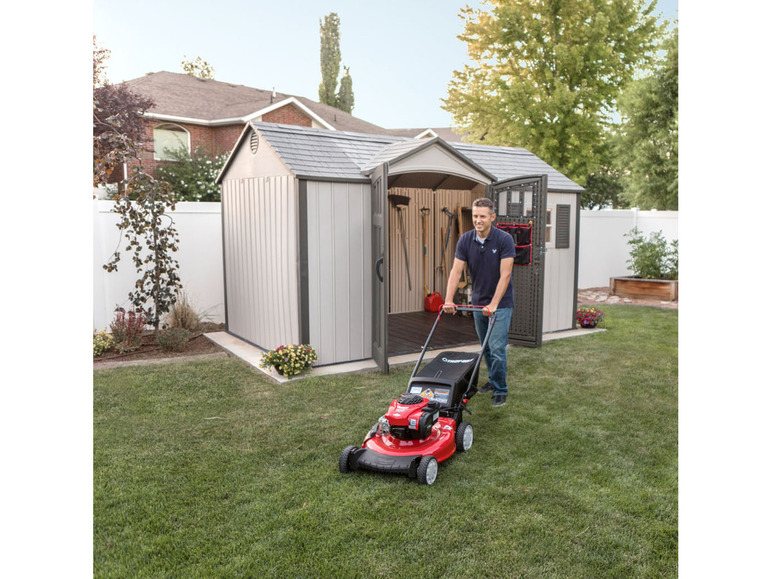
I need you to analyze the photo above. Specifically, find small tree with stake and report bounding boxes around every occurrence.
[94,37,183,332]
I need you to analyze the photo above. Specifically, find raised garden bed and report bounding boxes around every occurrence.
[609,277,678,301]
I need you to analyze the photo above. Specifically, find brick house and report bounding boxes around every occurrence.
[120,71,461,177]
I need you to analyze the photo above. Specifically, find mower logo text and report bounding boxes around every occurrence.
[442,357,474,364]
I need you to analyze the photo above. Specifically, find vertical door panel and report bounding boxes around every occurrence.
[371,164,389,373]
[488,175,548,347]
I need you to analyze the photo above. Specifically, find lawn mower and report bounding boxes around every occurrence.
[339,305,495,485]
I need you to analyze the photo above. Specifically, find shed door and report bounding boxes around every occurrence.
[488,175,548,347]
[371,163,389,373]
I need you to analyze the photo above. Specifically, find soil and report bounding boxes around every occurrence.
[94,291,677,369]
[93,322,228,369]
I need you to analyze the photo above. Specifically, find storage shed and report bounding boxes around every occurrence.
[216,122,583,371]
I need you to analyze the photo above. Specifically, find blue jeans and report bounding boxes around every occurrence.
[473,307,513,396]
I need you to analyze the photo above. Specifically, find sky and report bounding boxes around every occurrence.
[93,0,678,130]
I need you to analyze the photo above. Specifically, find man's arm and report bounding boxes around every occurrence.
[484,257,514,316]
[442,258,467,314]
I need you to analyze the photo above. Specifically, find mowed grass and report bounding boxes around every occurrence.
[94,305,677,577]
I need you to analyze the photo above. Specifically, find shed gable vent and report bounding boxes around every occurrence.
[555,204,571,249]
[250,130,260,154]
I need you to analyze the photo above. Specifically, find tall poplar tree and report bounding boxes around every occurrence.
[318,12,355,114]
[444,0,661,185]
[318,13,342,107]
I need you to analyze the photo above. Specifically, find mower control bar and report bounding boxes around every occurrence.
[410,305,497,381]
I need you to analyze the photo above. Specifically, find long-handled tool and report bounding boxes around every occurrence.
[421,207,431,296]
[439,207,457,273]
[388,194,412,291]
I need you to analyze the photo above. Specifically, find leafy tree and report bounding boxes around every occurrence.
[93,38,154,186]
[318,13,342,107]
[318,12,355,113]
[444,0,662,186]
[95,39,183,331]
[181,55,215,79]
[335,65,355,114]
[583,166,626,209]
[614,28,678,210]
[155,146,228,202]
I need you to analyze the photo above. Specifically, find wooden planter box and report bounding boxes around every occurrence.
[609,277,678,301]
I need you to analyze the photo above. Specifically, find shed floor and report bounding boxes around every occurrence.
[388,310,479,356]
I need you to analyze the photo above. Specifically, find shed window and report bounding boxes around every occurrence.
[154,124,190,161]
[555,204,571,249]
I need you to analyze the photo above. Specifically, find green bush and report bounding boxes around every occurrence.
[156,327,191,352]
[625,228,678,280]
[155,146,228,202]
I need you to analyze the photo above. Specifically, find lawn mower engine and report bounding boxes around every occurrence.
[384,393,440,440]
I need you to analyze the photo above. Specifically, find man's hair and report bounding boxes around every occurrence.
[472,197,495,214]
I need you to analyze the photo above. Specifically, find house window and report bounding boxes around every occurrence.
[153,124,190,161]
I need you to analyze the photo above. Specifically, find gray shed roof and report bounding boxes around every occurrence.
[222,122,583,192]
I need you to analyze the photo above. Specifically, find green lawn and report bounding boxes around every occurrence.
[94,305,677,577]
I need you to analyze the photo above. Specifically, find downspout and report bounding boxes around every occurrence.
[572,192,582,329]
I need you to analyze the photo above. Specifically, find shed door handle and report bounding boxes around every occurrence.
[375,257,384,282]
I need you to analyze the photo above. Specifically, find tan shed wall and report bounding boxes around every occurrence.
[221,175,300,349]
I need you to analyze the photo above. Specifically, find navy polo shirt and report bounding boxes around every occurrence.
[455,226,516,309]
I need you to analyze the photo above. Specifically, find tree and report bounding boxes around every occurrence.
[614,28,678,210]
[318,12,355,113]
[95,39,183,330]
[318,13,341,107]
[443,0,662,186]
[181,55,215,79]
[583,166,626,209]
[335,66,355,114]
[93,37,155,185]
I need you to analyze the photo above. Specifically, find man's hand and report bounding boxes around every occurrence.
[483,304,496,317]
[442,303,457,314]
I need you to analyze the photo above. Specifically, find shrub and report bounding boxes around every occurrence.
[157,327,191,352]
[625,228,678,280]
[154,146,228,202]
[110,309,146,352]
[259,344,318,377]
[166,292,201,332]
[93,330,114,357]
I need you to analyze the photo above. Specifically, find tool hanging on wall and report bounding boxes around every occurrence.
[388,194,412,291]
[435,206,457,292]
[457,203,469,289]
[420,207,431,296]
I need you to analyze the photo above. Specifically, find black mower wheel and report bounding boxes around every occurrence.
[417,455,439,485]
[455,421,474,453]
[339,445,358,474]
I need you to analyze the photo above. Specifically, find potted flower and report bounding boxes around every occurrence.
[259,344,318,377]
[576,307,605,328]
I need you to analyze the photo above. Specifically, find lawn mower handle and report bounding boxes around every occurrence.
[410,305,497,381]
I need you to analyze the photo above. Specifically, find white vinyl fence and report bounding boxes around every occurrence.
[577,208,678,288]
[93,201,677,331]
[93,200,225,331]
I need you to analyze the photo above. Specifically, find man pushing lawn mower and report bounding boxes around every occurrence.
[443,197,515,408]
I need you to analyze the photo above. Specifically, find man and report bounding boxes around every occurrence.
[443,197,515,407]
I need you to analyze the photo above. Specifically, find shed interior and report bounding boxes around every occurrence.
[384,172,487,355]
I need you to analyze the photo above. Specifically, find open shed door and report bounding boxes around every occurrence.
[371,163,389,373]
[488,175,548,347]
